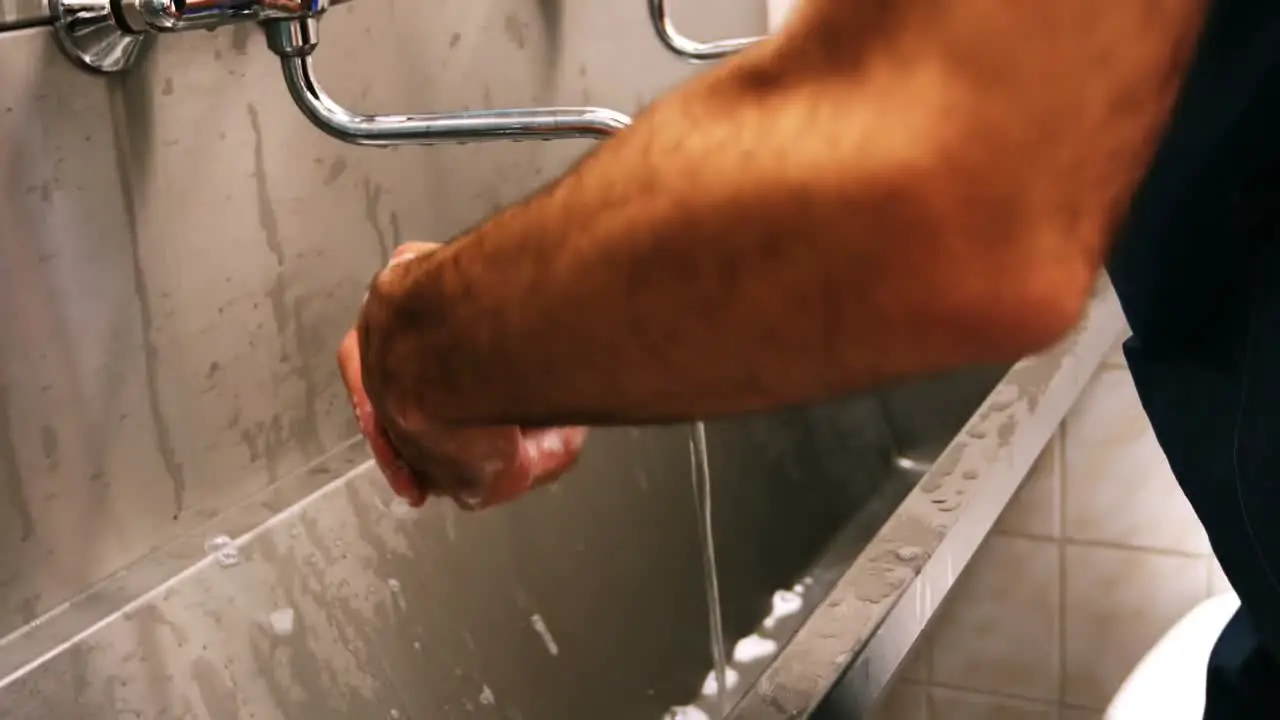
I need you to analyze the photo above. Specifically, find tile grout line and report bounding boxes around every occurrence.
[998,533,1214,560]
[927,679,1078,709]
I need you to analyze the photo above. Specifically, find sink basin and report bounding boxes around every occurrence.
[0,288,1122,720]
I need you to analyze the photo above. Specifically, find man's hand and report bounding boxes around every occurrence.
[337,242,588,510]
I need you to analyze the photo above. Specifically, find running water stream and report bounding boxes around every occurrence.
[690,421,729,716]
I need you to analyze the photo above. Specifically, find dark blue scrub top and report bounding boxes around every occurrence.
[1110,0,1280,347]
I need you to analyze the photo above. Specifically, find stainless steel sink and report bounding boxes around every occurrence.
[0,285,1123,720]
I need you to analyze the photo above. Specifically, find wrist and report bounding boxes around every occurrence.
[359,246,453,431]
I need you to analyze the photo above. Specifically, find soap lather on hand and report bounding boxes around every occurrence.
[337,242,588,510]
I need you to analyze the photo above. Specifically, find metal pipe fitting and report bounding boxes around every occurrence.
[48,0,348,73]
[647,0,760,62]
[264,19,632,146]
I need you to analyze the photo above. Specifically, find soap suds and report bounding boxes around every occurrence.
[530,614,559,656]
[663,706,710,720]
[268,607,296,637]
[762,589,804,630]
[540,433,563,454]
[732,634,778,664]
[479,684,496,705]
[205,535,241,568]
[388,498,415,519]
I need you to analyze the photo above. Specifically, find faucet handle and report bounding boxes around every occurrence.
[49,0,347,72]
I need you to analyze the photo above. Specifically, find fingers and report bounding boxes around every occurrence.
[337,329,427,507]
[352,240,583,514]
[454,427,589,511]
[336,329,363,397]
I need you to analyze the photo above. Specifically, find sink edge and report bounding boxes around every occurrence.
[728,281,1127,720]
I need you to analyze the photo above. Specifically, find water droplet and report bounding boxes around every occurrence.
[700,667,740,695]
[895,546,924,562]
[530,614,559,656]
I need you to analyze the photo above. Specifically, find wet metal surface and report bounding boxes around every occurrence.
[0,0,46,31]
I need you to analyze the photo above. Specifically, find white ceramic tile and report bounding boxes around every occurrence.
[1063,367,1210,554]
[1063,545,1209,709]
[926,687,1055,720]
[930,536,1060,700]
[1208,557,1235,597]
[998,432,1062,538]
[1101,333,1129,369]
[874,681,928,720]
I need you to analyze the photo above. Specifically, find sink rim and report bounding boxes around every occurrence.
[725,282,1125,720]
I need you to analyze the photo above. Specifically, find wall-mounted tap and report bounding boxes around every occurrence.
[40,0,632,144]
[646,0,760,62]
[264,18,630,146]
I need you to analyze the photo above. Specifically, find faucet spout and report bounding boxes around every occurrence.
[647,0,760,62]
[264,19,633,146]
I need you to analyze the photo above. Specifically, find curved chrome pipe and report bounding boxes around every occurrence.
[265,19,632,146]
[647,0,761,62]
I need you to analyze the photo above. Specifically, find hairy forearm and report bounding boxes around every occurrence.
[363,0,1207,427]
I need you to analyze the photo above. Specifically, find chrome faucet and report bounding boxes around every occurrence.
[264,18,631,146]
[43,0,632,144]
[646,0,761,62]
